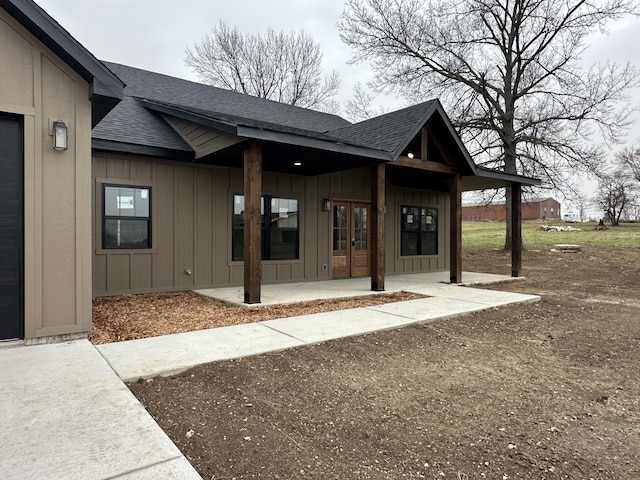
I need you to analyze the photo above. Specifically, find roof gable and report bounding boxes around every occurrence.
[2,0,124,125]
[329,101,437,155]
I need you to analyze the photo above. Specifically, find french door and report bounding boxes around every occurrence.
[332,201,370,278]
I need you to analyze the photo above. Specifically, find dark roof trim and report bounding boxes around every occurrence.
[140,98,393,161]
[3,0,124,125]
[237,125,393,161]
[92,139,194,161]
[474,166,541,185]
[462,166,541,191]
[138,99,238,135]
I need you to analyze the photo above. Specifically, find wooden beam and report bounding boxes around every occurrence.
[244,142,262,304]
[420,125,428,160]
[426,126,456,168]
[511,182,522,277]
[450,174,462,283]
[371,163,386,291]
[393,156,458,175]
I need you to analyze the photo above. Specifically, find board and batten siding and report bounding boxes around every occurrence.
[92,153,450,296]
[385,185,449,274]
[1,9,93,342]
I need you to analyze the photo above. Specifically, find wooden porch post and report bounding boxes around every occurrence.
[244,142,262,304]
[450,174,462,283]
[371,163,385,291]
[511,182,522,277]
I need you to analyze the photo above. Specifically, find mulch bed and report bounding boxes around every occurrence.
[90,291,424,344]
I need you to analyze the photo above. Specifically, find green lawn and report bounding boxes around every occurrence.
[462,220,640,252]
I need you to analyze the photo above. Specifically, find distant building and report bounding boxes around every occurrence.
[462,197,561,221]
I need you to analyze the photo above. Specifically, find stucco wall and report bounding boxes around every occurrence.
[0,10,92,341]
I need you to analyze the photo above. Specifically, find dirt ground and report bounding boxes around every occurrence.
[128,248,640,479]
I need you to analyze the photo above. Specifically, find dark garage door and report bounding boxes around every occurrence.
[0,114,23,340]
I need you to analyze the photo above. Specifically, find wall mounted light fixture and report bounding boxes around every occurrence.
[322,199,331,211]
[407,151,415,159]
[52,120,68,151]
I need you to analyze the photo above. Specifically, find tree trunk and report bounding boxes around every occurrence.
[502,103,517,251]
[503,148,517,251]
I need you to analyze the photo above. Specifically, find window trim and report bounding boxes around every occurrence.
[95,178,156,254]
[399,204,439,257]
[231,193,301,262]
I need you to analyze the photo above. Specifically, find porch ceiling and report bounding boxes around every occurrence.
[194,141,381,176]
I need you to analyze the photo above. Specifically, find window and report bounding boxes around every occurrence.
[103,185,151,249]
[232,194,299,261]
[400,205,438,256]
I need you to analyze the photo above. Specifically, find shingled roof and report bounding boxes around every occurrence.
[91,62,539,188]
[92,63,450,161]
[330,101,437,154]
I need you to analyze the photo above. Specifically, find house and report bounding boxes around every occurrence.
[1,0,539,344]
[462,197,561,221]
[0,0,123,343]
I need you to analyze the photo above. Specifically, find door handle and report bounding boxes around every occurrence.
[351,238,355,247]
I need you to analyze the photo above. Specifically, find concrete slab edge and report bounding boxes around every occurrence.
[102,295,541,382]
[111,340,307,383]
[108,455,201,479]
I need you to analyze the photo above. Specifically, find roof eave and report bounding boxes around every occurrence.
[92,138,195,161]
[138,99,238,135]
[462,167,541,191]
[140,99,393,161]
[237,125,393,161]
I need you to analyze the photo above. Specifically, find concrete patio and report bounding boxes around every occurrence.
[194,270,522,306]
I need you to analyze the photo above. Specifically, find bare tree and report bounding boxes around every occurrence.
[186,21,341,112]
[343,82,389,122]
[596,146,640,223]
[618,145,640,182]
[595,170,635,225]
[340,0,640,248]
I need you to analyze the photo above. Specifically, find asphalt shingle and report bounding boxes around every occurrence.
[92,62,440,159]
[329,101,437,154]
[92,96,192,151]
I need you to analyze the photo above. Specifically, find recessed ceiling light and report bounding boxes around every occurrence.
[293,161,302,167]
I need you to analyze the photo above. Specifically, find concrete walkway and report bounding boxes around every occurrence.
[98,273,539,382]
[0,272,539,479]
[0,340,202,479]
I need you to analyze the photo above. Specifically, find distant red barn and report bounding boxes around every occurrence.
[462,197,561,221]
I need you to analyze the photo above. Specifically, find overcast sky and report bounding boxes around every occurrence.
[35,0,640,207]
[36,0,640,119]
